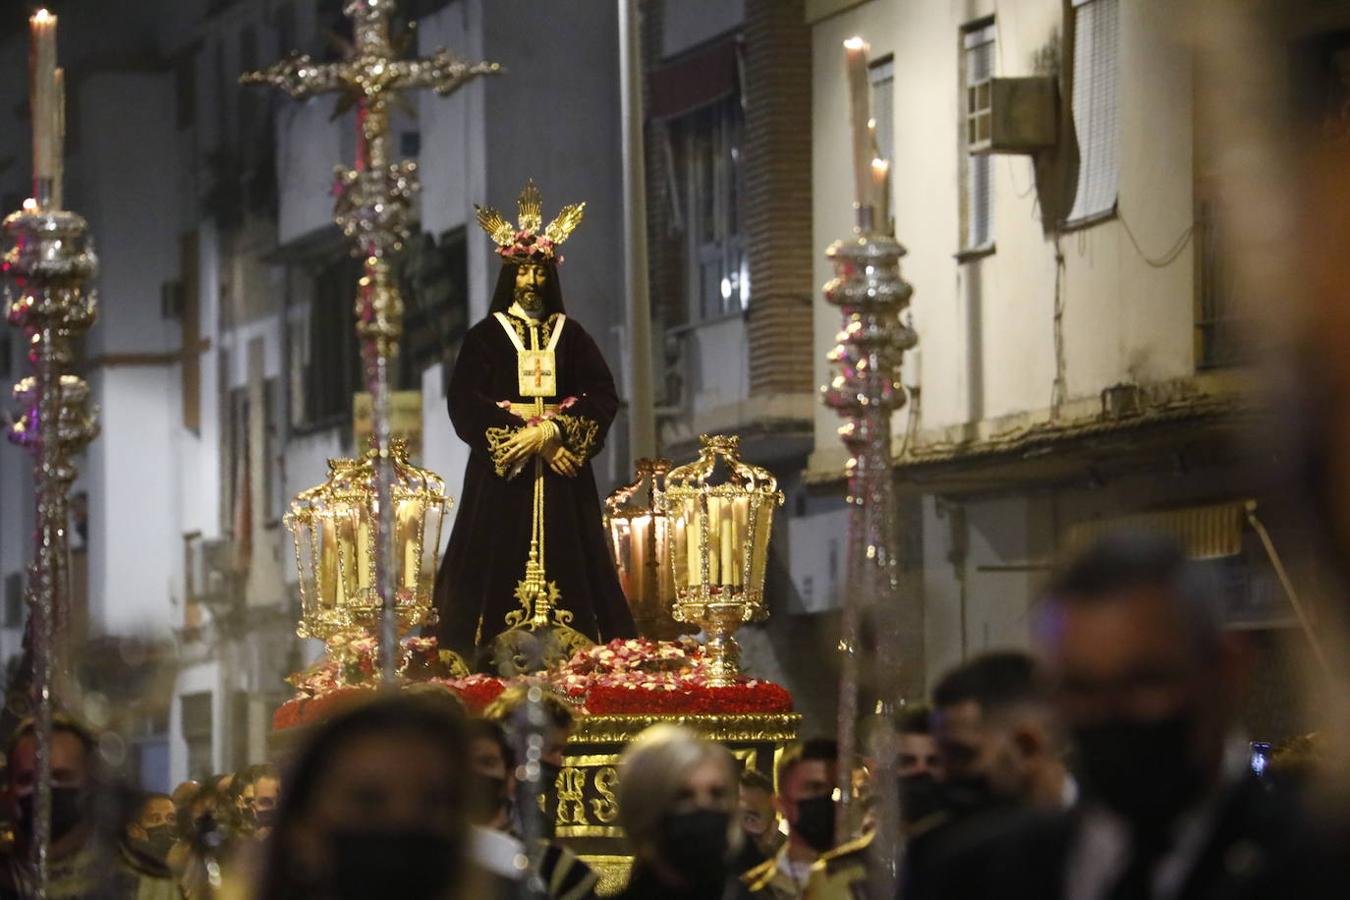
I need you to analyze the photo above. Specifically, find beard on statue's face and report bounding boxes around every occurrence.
[514,262,547,313]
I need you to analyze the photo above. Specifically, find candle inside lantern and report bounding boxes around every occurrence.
[397,500,420,589]
[719,501,734,587]
[871,158,891,232]
[319,517,339,609]
[30,10,57,199]
[843,36,872,217]
[356,519,371,592]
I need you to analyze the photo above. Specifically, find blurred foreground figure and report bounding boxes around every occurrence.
[613,724,743,900]
[0,717,174,900]
[254,694,484,900]
[464,717,598,900]
[742,739,838,899]
[734,768,782,872]
[931,531,1340,899]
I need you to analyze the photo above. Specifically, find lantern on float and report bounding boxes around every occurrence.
[284,439,451,677]
[605,458,686,640]
[659,434,783,686]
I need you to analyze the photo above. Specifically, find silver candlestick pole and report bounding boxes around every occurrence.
[821,199,916,891]
[4,184,100,900]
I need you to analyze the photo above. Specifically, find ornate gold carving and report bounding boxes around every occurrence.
[591,766,620,825]
[557,766,589,827]
[570,713,802,745]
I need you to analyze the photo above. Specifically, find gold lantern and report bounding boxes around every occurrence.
[284,439,451,674]
[605,458,686,640]
[660,434,784,686]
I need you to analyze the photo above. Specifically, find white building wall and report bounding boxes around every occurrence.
[78,72,183,636]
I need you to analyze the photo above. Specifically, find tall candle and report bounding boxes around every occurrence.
[871,158,891,232]
[30,10,57,192]
[719,503,734,589]
[320,518,339,609]
[731,497,748,587]
[52,67,64,210]
[356,519,371,591]
[705,497,720,586]
[843,37,872,215]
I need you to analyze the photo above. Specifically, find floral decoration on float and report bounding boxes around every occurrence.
[273,636,794,731]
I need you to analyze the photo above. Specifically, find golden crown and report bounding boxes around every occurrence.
[475,180,585,265]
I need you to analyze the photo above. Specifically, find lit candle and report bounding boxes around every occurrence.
[632,515,649,600]
[398,502,420,590]
[52,67,64,210]
[320,518,339,609]
[871,158,891,232]
[843,36,872,216]
[30,10,57,196]
[356,519,371,591]
[706,497,721,586]
[719,502,734,589]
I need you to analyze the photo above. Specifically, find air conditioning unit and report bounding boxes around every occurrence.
[967,76,1058,155]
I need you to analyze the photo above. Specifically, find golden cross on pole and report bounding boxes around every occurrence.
[243,0,500,683]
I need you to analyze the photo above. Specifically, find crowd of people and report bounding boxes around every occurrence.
[0,530,1344,899]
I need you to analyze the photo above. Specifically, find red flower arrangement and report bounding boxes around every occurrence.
[274,637,793,731]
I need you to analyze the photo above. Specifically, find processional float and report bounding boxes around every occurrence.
[2,9,100,893]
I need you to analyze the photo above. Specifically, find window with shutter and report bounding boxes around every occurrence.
[962,22,996,250]
[1066,0,1121,225]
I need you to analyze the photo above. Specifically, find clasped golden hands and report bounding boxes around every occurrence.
[498,421,583,477]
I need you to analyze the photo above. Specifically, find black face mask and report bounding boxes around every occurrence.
[329,829,460,900]
[252,807,276,829]
[899,773,945,825]
[791,796,838,854]
[660,809,731,891]
[1073,714,1209,832]
[138,825,176,859]
[18,787,84,844]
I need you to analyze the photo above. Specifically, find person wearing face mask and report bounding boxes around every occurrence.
[483,684,576,841]
[733,768,783,873]
[254,693,488,900]
[926,531,1340,900]
[900,652,1074,900]
[805,707,944,900]
[432,180,636,667]
[126,793,177,864]
[0,716,175,900]
[613,724,743,900]
[244,765,280,839]
[465,717,598,900]
[742,740,838,899]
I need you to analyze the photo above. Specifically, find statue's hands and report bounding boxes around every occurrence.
[499,423,551,467]
[546,444,583,477]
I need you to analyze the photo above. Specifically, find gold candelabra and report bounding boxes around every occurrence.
[605,458,685,640]
[244,0,499,681]
[659,435,783,686]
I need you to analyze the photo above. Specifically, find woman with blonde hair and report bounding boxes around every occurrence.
[614,724,743,899]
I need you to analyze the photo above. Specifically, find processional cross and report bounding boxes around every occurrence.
[244,0,499,680]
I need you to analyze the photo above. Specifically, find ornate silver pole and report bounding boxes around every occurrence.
[4,142,99,900]
[245,0,499,683]
[821,205,916,892]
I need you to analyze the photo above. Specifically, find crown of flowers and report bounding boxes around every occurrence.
[475,180,586,266]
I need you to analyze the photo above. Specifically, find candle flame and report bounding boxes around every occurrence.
[843,36,866,50]
[32,9,55,23]
[21,198,37,212]
[871,158,890,175]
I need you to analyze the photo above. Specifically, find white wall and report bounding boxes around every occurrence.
[810,0,1198,469]
[78,72,183,636]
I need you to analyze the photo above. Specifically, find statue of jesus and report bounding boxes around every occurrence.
[433,181,636,668]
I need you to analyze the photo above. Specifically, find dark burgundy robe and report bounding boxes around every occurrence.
[433,308,636,659]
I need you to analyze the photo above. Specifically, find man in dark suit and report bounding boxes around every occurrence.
[930,530,1338,900]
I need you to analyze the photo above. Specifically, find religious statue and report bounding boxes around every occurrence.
[433,181,636,668]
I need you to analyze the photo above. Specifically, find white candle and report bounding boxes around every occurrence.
[871,158,891,232]
[843,37,872,214]
[356,519,371,590]
[30,10,57,190]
